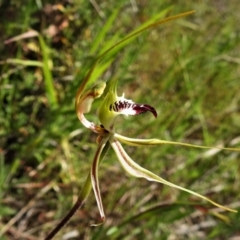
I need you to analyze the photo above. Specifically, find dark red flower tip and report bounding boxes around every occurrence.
[132,103,157,118]
[110,100,157,118]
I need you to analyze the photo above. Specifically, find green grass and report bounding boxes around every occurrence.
[1,0,240,239]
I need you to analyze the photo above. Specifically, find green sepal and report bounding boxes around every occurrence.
[98,79,119,132]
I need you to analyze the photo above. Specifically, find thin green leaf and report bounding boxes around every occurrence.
[4,58,43,67]
[4,30,58,108]
[98,33,121,56]
[38,35,58,108]
[104,7,172,58]
[90,7,120,54]
[75,10,196,112]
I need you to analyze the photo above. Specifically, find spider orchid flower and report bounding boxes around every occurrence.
[45,10,239,239]
[75,77,238,226]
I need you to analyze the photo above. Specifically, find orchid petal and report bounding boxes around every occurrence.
[110,137,236,213]
[115,133,240,152]
[75,82,106,133]
[98,79,157,132]
[110,99,157,118]
[91,136,110,226]
[76,82,106,115]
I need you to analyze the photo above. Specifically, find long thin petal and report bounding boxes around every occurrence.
[91,136,110,226]
[110,137,236,213]
[115,133,240,152]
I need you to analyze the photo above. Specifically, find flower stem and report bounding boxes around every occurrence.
[44,141,110,240]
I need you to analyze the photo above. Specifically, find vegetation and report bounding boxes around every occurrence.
[1,1,240,239]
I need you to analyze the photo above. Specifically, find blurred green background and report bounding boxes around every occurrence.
[1,0,240,239]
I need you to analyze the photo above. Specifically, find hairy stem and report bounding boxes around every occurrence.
[44,141,110,240]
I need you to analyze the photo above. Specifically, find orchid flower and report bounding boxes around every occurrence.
[45,10,239,240]
[77,78,238,227]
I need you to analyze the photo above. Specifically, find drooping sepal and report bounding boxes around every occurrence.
[90,137,110,226]
[76,82,106,115]
[75,82,106,133]
[110,137,236,213]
